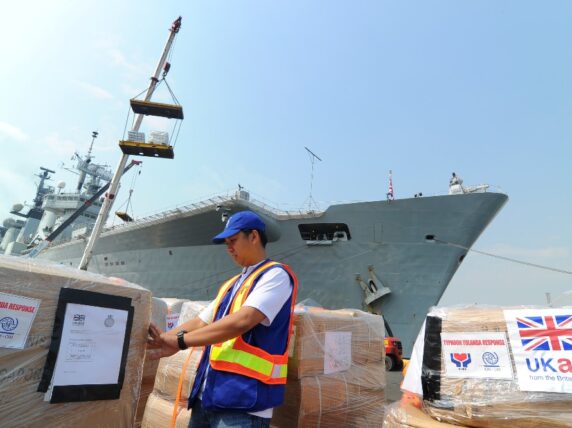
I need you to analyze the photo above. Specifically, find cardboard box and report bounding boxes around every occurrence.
[135,297,189,426]
[421,306,572,428]
[383,403,462,428]
[0,255,151,428]
[273,362,386,427]
[141,392,191,428]
[178,300,211,325]
[288,307,385,379]
[153,347,203,401]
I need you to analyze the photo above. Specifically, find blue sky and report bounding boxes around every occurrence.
[0,1,570,305]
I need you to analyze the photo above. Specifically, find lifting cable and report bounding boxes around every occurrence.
[114,164,142,223]
[431,238,572,276]
[122,103,133,140]
[162,78,183,147]
[193,236,572,298]
[125,164,142,216]
[125,78,182,147]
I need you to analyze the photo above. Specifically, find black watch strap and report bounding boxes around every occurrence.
[177,330,188,350]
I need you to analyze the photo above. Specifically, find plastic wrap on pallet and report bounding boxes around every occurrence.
[383,403,462,427]
[272,306,386,427]
[152,297,189,331]
[288,305,385,379]
[178,300,212,325]
[135,297,189,427]
[141,301,209,427]
[273,362,386,427]
[417,305,572,428]
[141,392,191,428]
[149,130,169,146]
[135,362,159,428]
[128,131,146,143]
[153,346,204,401]
[0,255,151,428]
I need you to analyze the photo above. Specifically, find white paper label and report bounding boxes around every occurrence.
[0,292,41,349]
[441,332,513,379]
[324,331,352,374]
[50,303,128,388]
[505,308,572,393]
[166,312,180,331]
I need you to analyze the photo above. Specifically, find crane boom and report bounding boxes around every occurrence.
[78,16,182,271]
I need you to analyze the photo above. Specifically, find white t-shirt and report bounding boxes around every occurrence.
[198,260,293,419]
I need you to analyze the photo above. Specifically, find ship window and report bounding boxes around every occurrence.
[169,250,173,256]
[121,261,125,265]
[298,223,351,241]
[104,256,108,261]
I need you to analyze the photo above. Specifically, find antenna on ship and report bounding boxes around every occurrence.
[304,146,322,212]
[87,131,98,157]
[78,16,183,271]
[76,131,99,192]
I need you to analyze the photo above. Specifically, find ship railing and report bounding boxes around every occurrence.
[100,192,324,235]
[241,196,324,220]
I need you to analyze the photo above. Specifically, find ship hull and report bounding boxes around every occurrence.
[38,192,507,355]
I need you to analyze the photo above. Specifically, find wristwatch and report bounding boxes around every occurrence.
[176,330,188,350]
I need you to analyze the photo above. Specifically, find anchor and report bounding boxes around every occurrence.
[355,265,391,309]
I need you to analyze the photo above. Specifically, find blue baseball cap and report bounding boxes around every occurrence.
[212,210,266,244]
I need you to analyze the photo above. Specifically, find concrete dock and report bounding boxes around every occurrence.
[386,370,404,403]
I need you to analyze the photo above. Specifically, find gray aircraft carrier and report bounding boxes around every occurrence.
[18,180,506,355]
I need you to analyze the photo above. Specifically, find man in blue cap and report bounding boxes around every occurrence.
[148,210,298,427]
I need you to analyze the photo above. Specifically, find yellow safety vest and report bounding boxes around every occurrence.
[209,260,298,384]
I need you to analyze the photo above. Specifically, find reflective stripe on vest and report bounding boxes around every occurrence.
[210,274,241,323]
[209,260,298,385]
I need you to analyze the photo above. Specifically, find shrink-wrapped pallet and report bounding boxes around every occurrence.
[383,403,462,427]
[141,392,192,428]
[273,363,386,427]
[141,300,209,427]
[418,306,572,427]
[273,306,386,427]
[177,300,212,325]
[135,361,160,427]
[135,297,189,427]
[153,347,203,401]
[288,306,385,379]
[0,255,151,428]
[152,297,189,331]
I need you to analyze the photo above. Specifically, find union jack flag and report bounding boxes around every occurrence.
[517,315,572,351]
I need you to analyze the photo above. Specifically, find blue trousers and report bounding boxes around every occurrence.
[189,399,271,428]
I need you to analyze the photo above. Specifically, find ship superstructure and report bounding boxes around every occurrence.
[1,167,56,255]
[0,134,112,255]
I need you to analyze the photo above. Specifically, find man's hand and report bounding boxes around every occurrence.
[147,322,179,360]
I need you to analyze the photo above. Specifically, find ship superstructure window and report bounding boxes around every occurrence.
[298,223,351,241]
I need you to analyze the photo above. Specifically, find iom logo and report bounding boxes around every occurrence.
[482,351,500,368]
[0,316,18,333]
[450,352,472,369]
